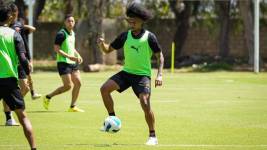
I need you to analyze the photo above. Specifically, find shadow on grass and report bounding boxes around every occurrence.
[26,111,61,113]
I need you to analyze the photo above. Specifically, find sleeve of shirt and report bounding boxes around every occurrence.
[20,28,31,60]
[110,32,128,50]
[54,31,65,46]
[14,32,30,75]
[148,32,162,53]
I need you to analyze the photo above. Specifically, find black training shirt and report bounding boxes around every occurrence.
[110,29,162,53]
[54,28,71,46]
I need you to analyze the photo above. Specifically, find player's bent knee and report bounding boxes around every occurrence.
[100,84,110,94]
[63,84,72,91]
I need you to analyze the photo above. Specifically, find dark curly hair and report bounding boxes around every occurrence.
[0,5,11,23]
[126,2,152,21]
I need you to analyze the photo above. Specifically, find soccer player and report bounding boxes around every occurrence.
[0,5,37,150]
[2,3,41,126]
[9,3,41,99]
[98,2,164,146]
[43,14,84,112]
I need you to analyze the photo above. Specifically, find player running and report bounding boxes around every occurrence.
[43,14,84,112]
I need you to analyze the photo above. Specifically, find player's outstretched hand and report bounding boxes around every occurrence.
[97,37,104,46]
[155,75,162,88]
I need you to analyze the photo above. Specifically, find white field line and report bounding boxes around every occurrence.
[1,144,267,148]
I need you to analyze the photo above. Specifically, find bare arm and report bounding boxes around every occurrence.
[97,38,116,54]
[24,25,36,33]
[154,51,164,87]
[54,45,80,63]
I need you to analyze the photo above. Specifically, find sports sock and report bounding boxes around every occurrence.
[30,90,35,96]
[109,112,116,116]
[46,95,51,100]
[70,105,75,108]
[31,148,37,150]
[5,111,12,121]
[149,130,156,137]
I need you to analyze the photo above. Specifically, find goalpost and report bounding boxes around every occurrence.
[254,0,260,73]
[27,0,34,61]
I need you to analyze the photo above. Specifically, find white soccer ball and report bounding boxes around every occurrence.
[103,116,121,133]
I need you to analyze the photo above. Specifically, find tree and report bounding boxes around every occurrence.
[169,0,194,59]
[64,0,73,15]
[82,0,107,71]
[215,0,231,58]
[33,0,46,25]
[15,0,26,20]
[239,0,254,64]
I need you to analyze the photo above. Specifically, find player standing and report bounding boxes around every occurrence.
[98,2,164,145]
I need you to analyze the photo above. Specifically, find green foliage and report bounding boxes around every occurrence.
[40,0,65,22]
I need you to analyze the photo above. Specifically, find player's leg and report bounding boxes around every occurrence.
[132,76,158,145]
[14,109,36,149]
[19,78,30,97]
[139,93,155,133]
[100,79,120,115]
[68,70,83,112]
[27,74,41,100]
[100,71,131,116]
[18,65,30,97]
[43,74,72,110]
[3,86,36,149]
[2,101,19,126]
[47,74,72,97]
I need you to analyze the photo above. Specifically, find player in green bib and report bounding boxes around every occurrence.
[98,2,164,145]
[0,5,36,150]
[43,14,84,112]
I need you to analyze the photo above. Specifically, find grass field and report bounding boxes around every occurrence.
[0,71,267,150]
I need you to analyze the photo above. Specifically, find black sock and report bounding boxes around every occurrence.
[31,90,35,96]
[31,148,37,150]
[5,111,12,121]
[70,105,75,108]
[109,112,115,116]
[46,95,51,100]
[149,130,156,137]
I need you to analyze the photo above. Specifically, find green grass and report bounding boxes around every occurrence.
[0,71,267,150]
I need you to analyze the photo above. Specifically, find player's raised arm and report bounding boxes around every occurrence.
[97,37,115,54]
[24,25,36,33]
[155,51,164,88]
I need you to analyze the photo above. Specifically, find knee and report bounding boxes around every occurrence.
[63,84,72,91]
[139,96,151,112]
[74,81,81,88]
[100,84,110,94]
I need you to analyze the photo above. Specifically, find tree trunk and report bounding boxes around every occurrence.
[83,0,106,71]
[15,0,26,20]
[33,0,46,25]
[239,0,254,64]
[169,0,192,60]
[0,0,4,6]
[64,0,73,15]
[216,0,230,58]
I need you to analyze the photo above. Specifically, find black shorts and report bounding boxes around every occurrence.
[57,62,79,76]
[110,71,151,97]
[0,78,25,110]
[18,65,27,79]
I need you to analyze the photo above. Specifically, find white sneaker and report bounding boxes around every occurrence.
[5,119,19,126]
[32,93,42,100]
[145,137,158,145]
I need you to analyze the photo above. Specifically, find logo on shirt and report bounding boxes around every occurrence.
[131,46,140,53]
